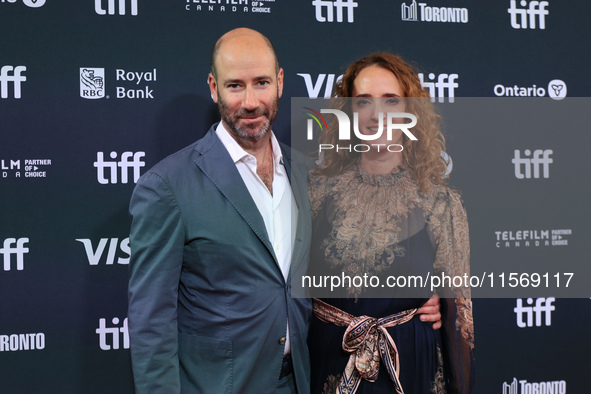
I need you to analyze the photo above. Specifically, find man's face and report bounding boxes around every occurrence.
[209,41,283,142]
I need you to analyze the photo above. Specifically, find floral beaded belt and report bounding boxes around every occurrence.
[313,298,418,394]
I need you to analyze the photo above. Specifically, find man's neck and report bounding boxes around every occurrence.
[224,123,275,195]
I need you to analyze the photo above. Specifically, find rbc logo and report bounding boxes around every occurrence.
[312,0,358,23]
[80,68,105,99]
[1,238,29,271]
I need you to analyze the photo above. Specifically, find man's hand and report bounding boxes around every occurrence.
[417,293,441,330]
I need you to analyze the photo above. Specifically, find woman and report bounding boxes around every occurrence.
[307,53,474,393]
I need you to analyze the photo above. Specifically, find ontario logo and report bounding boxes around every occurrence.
[303,105,417,154]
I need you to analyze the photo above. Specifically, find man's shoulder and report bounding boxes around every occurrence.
[144,141,199,180]
[142,127,218,180]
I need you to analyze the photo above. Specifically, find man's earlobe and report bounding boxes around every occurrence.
[208,73,218,103]
[277,68,284,99]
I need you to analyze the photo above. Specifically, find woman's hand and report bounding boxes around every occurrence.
[417,293,442,330]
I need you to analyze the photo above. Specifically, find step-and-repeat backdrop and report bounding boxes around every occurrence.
[1,1,589,393]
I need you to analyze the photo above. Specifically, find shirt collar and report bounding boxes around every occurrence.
[215,122,284,167]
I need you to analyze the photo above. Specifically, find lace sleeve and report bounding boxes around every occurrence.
[430,189,475,393]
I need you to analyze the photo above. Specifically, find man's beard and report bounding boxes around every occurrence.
[217,92,279,142]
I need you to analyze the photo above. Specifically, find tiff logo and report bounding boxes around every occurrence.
[0,66,26,99]
[76,238,130,265]
[512,149,552,179]
[1,238,29,271]
[514,297,555,328]
[95,0,138,16]
[313,0,358,23]
[94,151,145,184]
[96,317,129,350]
[508,0,548,29]
[419,73,458,103]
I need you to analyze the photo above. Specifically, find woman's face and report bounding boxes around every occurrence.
[351,65,406,146]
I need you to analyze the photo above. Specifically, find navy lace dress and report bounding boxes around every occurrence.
[307,165,474,394]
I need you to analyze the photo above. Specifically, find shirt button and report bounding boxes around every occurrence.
[278,337,286,345]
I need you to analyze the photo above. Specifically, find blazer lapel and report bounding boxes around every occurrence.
[280,145,312,279]
[193,127,277,263]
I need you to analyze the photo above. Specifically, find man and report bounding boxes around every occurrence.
[128,27,313,394]
[128,28,440,393]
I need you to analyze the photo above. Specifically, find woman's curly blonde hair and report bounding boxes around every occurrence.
[315,52,448,194]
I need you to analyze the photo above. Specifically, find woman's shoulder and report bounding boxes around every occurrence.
[421,183,466,217]
[427,182,462,202]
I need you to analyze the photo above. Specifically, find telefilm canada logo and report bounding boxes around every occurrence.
[502,377,566,394]
[80,67,157,100]
[303,106,417,154]
[401,0,469,24]
[1,158,52,179]
[185,0,275,14]
[494,228,572,248]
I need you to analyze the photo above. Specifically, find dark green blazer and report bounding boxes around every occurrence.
[128,125,313,393]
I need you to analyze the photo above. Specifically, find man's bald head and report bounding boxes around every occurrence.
[210,28,280,80]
